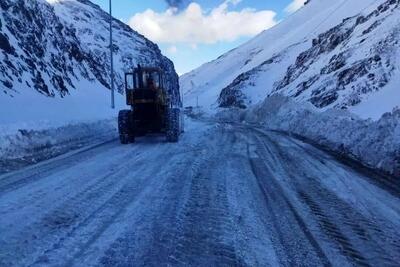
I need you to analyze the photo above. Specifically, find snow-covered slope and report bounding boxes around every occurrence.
[181,0,400,120]
[0,0,179,125]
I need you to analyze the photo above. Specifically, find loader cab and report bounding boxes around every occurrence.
[125,67,166,106]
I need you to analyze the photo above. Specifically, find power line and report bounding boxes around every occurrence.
[306,0,380,40]
[307,0,350,39]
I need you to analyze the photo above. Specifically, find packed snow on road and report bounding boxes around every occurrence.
[0,118,399,266]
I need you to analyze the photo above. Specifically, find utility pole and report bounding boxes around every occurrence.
[181,91,184,107]
[109,0,115,109]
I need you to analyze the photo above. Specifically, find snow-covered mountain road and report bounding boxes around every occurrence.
[0,120,399,266]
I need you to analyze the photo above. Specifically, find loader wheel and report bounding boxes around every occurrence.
[118,110,135,144]
[166,108,180,143]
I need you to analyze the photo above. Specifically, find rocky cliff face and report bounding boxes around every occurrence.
[0,0,179,104]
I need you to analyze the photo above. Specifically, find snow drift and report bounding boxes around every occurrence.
[244,95,400,177]
[0,119,117,174]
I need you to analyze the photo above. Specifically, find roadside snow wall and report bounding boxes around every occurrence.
[0,119,117,174]
[244,95,400,177]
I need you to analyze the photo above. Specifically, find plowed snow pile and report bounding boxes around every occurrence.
[0,120,117,174]
[244,95,400,176]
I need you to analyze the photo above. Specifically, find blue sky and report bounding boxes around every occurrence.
[91,0,304,75]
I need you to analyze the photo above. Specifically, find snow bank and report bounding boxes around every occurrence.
[0,119,118,174]
[244,95,400,177]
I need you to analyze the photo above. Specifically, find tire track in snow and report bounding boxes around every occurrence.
[69,124,228,266]
[246,139,332,267]
[0,142,163,266]
[262,129,400,198]
[0,142,137,218]
[253,128,400,266]
[37,143,168,266]
[99,124,246,266]
[165,128,243,266]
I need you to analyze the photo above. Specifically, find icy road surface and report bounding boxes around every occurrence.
[0,120,399,266]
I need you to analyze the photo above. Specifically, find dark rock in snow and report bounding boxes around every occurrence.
[218,54,283,108]
[0,32,14,55]
[218,72,249,109]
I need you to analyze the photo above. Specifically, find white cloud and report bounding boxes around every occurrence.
[284,0,307,14]
[128,0,277,45]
